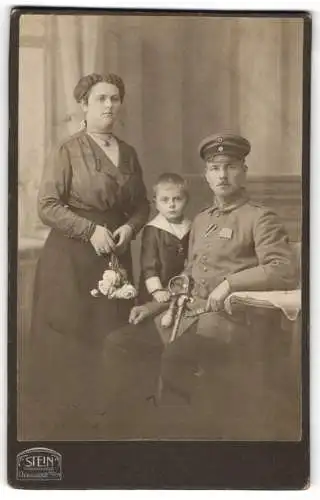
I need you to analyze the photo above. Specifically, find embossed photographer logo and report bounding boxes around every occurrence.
[16,447,62,480]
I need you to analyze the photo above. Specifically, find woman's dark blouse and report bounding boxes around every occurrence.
[38,130,150,240]
[139,224,190,301]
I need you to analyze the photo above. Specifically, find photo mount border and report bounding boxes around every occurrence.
[7,7,311,490]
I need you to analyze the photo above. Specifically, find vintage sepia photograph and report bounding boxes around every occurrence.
[14,9,306,451]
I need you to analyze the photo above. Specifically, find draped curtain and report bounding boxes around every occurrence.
[43,15,146,155]
[43,15,303,184]
[19,14,303,240]
[44,15,105,150]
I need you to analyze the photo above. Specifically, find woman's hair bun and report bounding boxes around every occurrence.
[73,73,125,103]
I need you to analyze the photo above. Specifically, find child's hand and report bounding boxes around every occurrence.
[152,290,171,303]
[129,305,150,325]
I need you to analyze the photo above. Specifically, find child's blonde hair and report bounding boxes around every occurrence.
[153,173,189,199]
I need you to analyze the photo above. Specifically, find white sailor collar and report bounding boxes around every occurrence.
[146,213,191,240]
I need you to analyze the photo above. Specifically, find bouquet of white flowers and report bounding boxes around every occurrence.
[90,254,137,300]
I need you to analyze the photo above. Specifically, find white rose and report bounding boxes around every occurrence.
[102,269,121,287]
[98,280,117,297]
[98,280,110,296]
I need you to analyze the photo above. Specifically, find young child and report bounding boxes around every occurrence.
[138,173,191,304]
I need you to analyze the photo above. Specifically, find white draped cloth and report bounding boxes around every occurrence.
[224,289,301,321]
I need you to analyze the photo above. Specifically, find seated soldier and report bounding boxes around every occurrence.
[103,133,298,439]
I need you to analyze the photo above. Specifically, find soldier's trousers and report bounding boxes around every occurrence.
[105,309,299,440]
[159,310,253,408]
[103,310,252,410]
[100,311,253,438]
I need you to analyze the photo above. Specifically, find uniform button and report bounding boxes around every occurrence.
[202,256,207,262]
[203,267,208,272]
[201,279,206,284]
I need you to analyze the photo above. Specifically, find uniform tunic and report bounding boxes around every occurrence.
[186,188,297,299]
[138,213,191,302]
[24,130,150,440]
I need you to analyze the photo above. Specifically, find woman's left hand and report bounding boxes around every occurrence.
[113,224,133,254]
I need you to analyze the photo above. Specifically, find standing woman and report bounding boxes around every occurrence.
[24,74,150,439]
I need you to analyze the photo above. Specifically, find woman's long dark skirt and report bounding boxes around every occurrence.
[21,219,157,440]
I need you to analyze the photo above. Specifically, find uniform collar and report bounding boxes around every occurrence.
[147,213,191,239]
[208,188,249,215]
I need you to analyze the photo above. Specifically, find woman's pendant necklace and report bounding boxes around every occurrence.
[89,131,114,147]
[102,133,114,147]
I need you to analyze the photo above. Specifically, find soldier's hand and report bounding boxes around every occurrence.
[206,280,231,312]
[129,305,150,325]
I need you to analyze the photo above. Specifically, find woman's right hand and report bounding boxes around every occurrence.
[90,225,116,255]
